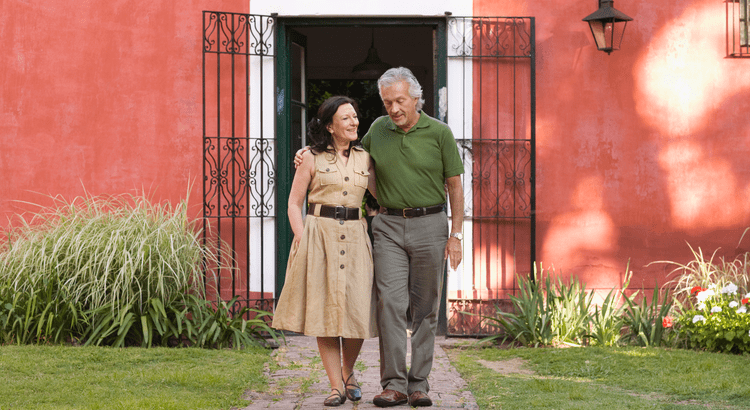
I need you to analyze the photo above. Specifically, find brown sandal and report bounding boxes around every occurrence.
[323,388,346,407]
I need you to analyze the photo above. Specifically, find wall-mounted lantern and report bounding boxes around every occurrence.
[583,0,633,54]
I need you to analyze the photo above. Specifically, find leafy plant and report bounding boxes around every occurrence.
[656,230,750,315]
[476,265,593,347]
[678,283,750,353]
[622,285,674,347]
[548,274,592,346]
[585,287,626,347]
[0,191,280,348]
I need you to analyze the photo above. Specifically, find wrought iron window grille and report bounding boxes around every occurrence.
[727,0,750,57]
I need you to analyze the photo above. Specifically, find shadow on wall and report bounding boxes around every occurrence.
[537,0,750,289]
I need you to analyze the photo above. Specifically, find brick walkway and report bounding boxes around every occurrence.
[242,336,479,409]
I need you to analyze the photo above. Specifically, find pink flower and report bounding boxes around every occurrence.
[662,316,674,328]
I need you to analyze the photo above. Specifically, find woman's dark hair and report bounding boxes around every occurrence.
[307,96,360,155]
[363,189,379,211]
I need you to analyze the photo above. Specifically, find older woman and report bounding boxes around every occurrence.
[272,96,377,407]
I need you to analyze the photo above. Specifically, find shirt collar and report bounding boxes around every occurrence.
[386,111,429,133]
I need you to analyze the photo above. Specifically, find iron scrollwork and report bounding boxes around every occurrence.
[448,17,532,58]
[458,139,532,219]
[203,12,275,56]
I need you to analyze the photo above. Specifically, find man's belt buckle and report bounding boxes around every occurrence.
[334,205,346,220]
[402,207,413,218]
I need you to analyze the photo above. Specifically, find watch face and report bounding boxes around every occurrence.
[451,233,463,240]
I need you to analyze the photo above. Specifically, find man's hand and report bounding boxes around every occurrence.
[293,146,311,168]
[445,236,462,270]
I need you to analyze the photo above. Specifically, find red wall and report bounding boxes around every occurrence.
[475,0,750,291]
[1,0,248,224]
[3,0,749,296]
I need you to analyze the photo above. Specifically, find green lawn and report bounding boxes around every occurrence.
[448,345,750,410]
[0,345,269,410]
[4,343,750,410]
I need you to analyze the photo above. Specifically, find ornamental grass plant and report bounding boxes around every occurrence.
[476,230,750,354]
[478,264,594,347]
[0,191,279,348]
[655,230,750,353]
[622,285,674,347]
[654,243,750,314]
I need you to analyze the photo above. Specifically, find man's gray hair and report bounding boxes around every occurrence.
[377,67,425,112]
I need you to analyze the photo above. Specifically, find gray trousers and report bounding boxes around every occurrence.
[372,212,448,395]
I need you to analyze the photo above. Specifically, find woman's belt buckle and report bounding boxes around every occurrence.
[334,205,347,220]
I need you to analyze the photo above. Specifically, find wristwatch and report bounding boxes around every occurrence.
[450,232,463,241]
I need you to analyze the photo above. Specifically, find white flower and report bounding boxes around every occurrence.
[729,301,739,308]
[745,293,750,299]
[720,283,738,295]
[737,306,747,314]
[693,315,706,323]
[711,306,722,313]
[697,303,706,310]
[696,289,715,303]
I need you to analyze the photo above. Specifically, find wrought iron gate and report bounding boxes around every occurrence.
[445,16,536,336]
[202,11,277,312]
[201,12,535,334]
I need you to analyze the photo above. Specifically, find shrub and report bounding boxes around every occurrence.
[0,191,280,348]
[655,232,750,315]
[677,284,750,353]
[478,264,592,347]
[622,286,674,347]
[656,230,750,353]
[585,287,626,347]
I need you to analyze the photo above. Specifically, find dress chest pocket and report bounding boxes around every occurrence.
[317,167,340,186]
[353,169,370,188]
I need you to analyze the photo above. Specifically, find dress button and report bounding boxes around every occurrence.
[340,235,346,240]
[344,176,350,181]
[340,250,345,255]
[340,264,345,269]
[343,191,348,196]
[339,220,345,225]
[326,168,330,172]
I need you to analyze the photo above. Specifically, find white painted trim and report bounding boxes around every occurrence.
[248,51,277,294]
[446,16,475,297]
[251,0,471,17]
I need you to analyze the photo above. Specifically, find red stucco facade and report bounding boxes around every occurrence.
[474,0,750,291]
[1,0,248,224]
[2,0,749,296]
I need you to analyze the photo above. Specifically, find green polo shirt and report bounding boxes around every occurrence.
[362,111,464,209]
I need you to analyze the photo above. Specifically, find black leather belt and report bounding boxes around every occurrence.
[308,203,361,220]
[384,204,445,218]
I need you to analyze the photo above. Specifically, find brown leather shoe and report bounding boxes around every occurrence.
[373,389,408,407]
[409,391,433,407]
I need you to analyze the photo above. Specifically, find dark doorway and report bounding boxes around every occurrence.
[306,79,382,140]
[294,24,435,129]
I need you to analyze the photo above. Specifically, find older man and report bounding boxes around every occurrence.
[364,67,464,408]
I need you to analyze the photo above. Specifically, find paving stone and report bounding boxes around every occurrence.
[241,336,478,409]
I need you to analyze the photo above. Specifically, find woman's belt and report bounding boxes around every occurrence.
[308,203,361,220]
[383,204,445,218]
